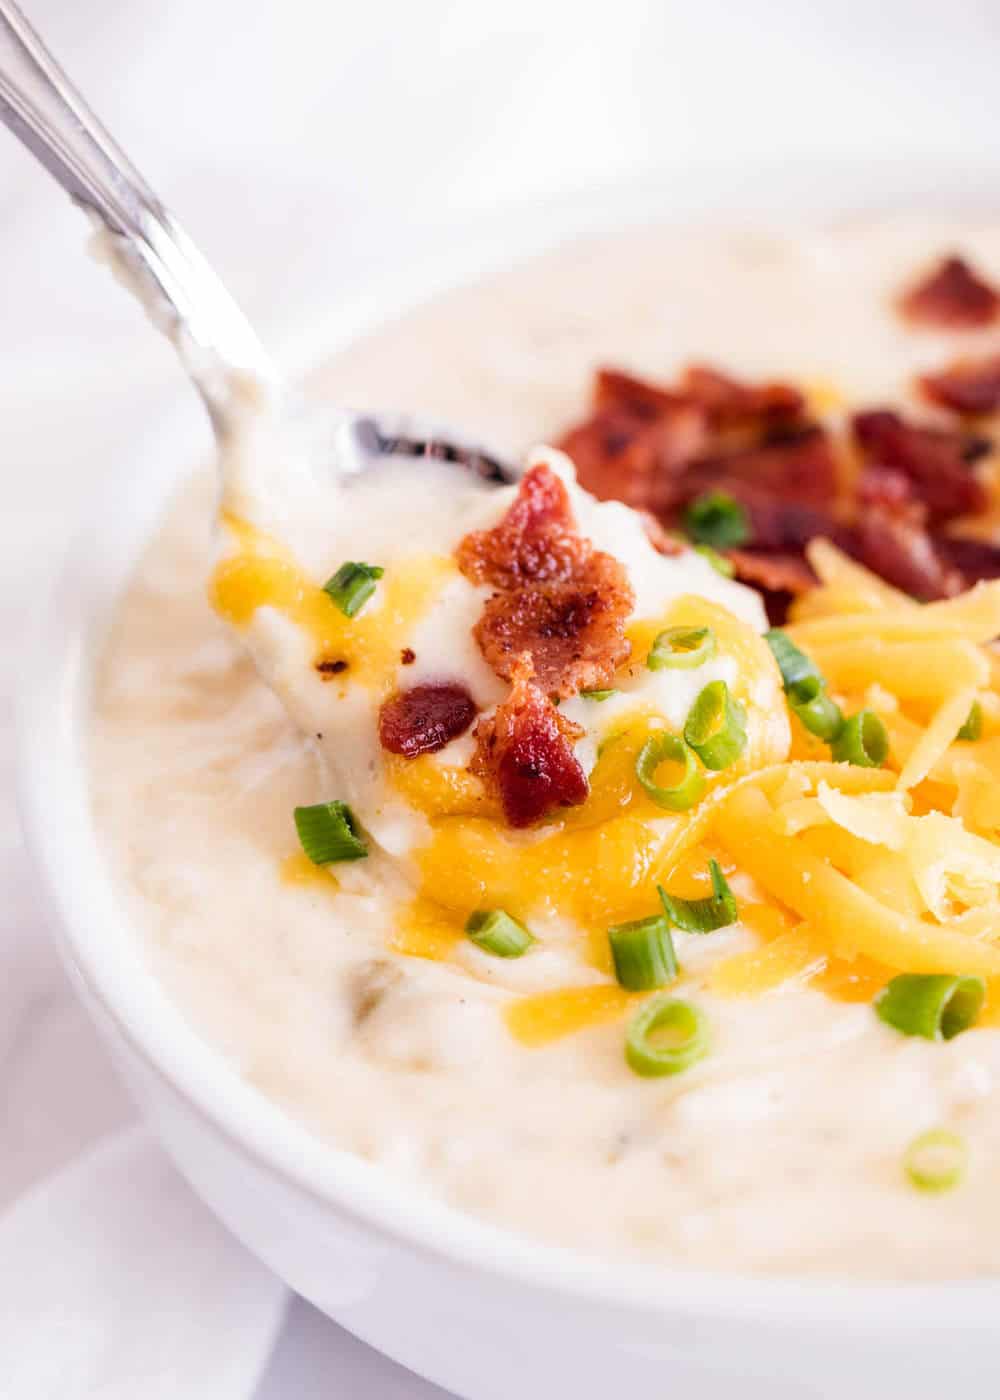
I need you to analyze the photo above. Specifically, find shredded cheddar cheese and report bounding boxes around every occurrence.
[505,984,635,1046]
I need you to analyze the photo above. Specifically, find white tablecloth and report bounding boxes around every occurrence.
[4,1,1000,1393]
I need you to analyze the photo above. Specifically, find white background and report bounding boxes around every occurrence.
[3,1,1000,1392]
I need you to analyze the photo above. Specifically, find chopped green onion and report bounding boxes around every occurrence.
[766,629,844,742]
[695,544,734,577]
[322,561,384,618]
[608,915,678,991]
[657,858,738,933]
[787,674,844,742]
[683,492,750,549]
[647,625,716,672]
[465,909,534,958]
[684,681,748,771]
[765,628,819,690]
[904,1128,968,1194]
[635,732,706,811]
[830,709,889,768]
[294,801,368,864]
[957,701,983,742]
[580,688,618,701]
[876,973,984,1041]
[625,996,711,1078]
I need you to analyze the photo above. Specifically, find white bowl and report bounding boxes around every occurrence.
[18,176,1000,1399]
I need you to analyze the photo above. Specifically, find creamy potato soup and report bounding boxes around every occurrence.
[92,222,1000,1276]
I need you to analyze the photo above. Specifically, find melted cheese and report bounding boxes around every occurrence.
[280,851,339,890]
[212,514,456,692]
[390,896,465,961]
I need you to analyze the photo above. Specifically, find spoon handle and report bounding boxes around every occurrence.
[0,1,274,398]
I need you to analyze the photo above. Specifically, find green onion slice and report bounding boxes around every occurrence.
[608,915,678,991]
[766,629,844,742]
[658,859,738,934]
[635,733,706,811]
[957,700,983,742]
[765,628,820,690]
[647,625,716,672]
[625,996,711,1078]
[876,973,985,1041]
[683,492,750,549]
[294,801,368,864]
[904,1128,968,1194]
[322,561,384,618]
[580,688,618,701]
[465,908,534,958]
[684,681,748,771]
[830,709,889,768]
[787,674,845,742]
[694,544,735,577]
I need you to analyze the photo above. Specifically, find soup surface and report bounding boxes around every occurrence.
[91,220,1000,1276]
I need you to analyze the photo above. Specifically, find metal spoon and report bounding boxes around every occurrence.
[0,0,515,483]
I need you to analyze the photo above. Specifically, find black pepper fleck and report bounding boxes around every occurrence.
[315,658,349,679]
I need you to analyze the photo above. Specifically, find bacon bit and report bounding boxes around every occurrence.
[855,511,965,601]
[379,682,478,758]
[457,462,588,587]
[920,354,1000,416]
[593,367,690,418]
[559,405,707,515]
[852,409,989,523]
[474,549,633,698]
[555,355,1000,612]
[400,647,416,665]
[726,549,816,625]
[678,364,805,427]
[899,255,999,329]
[470,659,587,827]
[458,464,634,699]
[727,548,815,595]
[855,464,917,515]
[594,363,804,428]
[720,489,848,554]
[682,425,839,515]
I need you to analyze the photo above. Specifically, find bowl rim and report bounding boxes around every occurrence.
[18,171,1000,1333]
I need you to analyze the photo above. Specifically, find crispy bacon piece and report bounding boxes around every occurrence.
[379,682,477,758]
[458,464,634,699]
[594,364,804,428]
[560,366,832,524]
[681,425,839,515]
[727,549,816,595]
[555,354,1000,613]
[852,409,989,523]
[470,659,587,827]
[557,403,706,515]
[920,354,1000,416]
[457,461,588,587]
[726,548,817,625]
[855,511,965,600]
[677,364,805,427]
[899,255,999,329]
[593,367,691,418]
[474,549,633,697]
